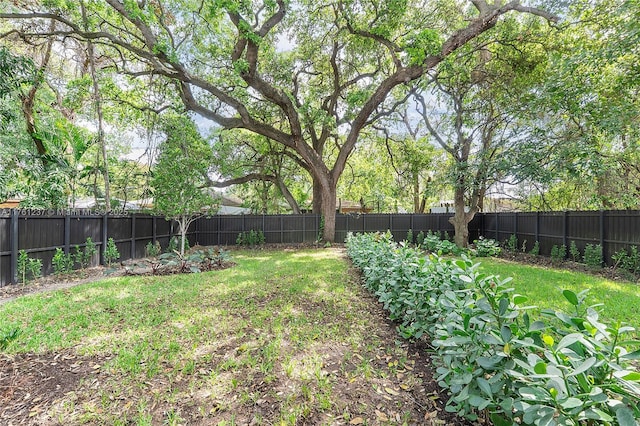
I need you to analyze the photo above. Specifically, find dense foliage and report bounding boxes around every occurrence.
[347,232,640,425]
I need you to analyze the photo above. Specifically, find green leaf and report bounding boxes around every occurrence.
[560,397,583,410]
[530,321,547,331]
[469,394,489,408]
[514,294,528,305]
[563,289,579,306]
[568,357,596,376]
[618,371,640,381]
[459,274,473,283]
[477,377,492,397]
[588,387,607,402]
[621,349,640,360]
[519,386,550,401]
[499,297,509,315]
[616,406,637,426]
[557,333,583,349]
[534,361,547,374]
[501,325,512,343]
[582,408,613,422]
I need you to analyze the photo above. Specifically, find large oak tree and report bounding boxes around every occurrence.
[1,0,556,241]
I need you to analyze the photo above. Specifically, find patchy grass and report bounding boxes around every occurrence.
[0,248,459,425]
[478,257,640,331]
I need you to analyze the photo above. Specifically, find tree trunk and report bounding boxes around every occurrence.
[317,178,337,243]
[449,187,476,248]
[312,179,323,214]
[180,215,187,257]
[82,1,110,211]
[413,175,421,213]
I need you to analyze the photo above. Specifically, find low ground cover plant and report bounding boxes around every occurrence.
[347,232,640,425]
[474,237,501,257]
[124,246,232,275]
[420,230,466,255]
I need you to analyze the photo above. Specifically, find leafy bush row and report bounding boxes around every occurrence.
[346,232,640,425]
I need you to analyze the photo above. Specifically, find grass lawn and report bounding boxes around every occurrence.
[0,248,451,426]
[477,257,640,332]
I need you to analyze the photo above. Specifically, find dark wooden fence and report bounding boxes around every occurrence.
[194,213,476,246]
[482,210,640,265]
[3,209,640,286]
[0,210,186,286]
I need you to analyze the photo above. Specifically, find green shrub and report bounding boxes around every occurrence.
[420,230,466,255]
[105,238,120,267]
[236,229,266,247]
[145,241,162,257]
[17,250,42,284]
[506,234,518,252]
[52,248,73,275]
[474,237,501,257]
[74,237,97,269]
[612,246,640,275]
[530,241,540,256]
[346,232,640,425]
[550,244,566,263]
[416,231,425,246]
[405,228,414,245]
[569,240,581,262]
[583,243,603,269]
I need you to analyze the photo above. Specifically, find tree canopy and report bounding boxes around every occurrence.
[3,0,639,246]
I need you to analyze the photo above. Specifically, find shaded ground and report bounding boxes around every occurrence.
[0,247,476,425]
[1,320,470,425]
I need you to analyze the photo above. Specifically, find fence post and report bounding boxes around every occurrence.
[64,214,71,254]
[563,211,568,248]
[535,211,540,243]
[302,214,306,243]
[280,215,284,244]
[101,213,108,265]
[514,212,519,241]
[600,210,605,251]
[217,215,221,245]
[131,214,136,260]
[495,212,499,240]
[10,209,18,284]
[152,216,157,244]
[389,215,393,237]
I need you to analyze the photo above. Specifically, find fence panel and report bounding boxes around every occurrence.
[6,209,640,286]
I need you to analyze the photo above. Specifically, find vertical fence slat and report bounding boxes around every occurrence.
[64,215,71,254]
[101,214,108,265]
[563,211,568,249]
[600,210,606,252]
[10,209,18,284]
[152,216,157,244]
[131,215,136,259]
